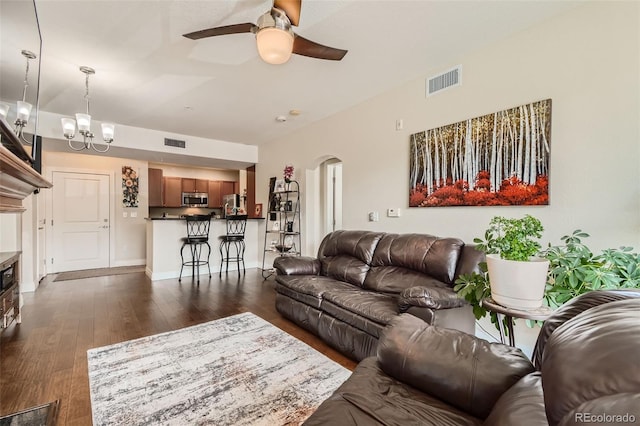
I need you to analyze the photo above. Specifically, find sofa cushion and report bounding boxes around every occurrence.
[364,266,451,294]
[304,357,482,426]
[318,230,385,287]
[364,233,464,292]
[541,298,640,426]
[377,314,535,420]
[321,289,398,337]
[275,275,356,309]
[484,372,548,426]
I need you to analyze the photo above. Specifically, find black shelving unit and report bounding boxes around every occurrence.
[261,179,301,279]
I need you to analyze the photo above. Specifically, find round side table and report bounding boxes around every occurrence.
[481,297,553,346]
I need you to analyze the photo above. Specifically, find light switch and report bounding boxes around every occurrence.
[387,208,401,217]
[368,212,379,222]
[130,212,137,218]
[122,212,128,218]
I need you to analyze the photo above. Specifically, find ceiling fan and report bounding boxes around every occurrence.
[183,0,347,65]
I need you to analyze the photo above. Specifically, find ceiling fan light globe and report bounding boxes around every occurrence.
[256,27,294,64]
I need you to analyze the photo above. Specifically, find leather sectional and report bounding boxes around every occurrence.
[273,230,483,361]
[304,289,640,425]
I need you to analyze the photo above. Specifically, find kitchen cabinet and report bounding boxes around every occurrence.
[163,177,182,207]
[208,180,236,208]
[182,178,209,193]
[208,180,222,208]
[148,168,163,207]
[221,181,235,198]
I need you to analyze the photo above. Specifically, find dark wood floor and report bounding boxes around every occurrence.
[0,269,357,425]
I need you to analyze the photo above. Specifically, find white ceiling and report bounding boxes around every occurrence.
[1,0,580,149]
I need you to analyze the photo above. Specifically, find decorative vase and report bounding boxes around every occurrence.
[486,253,549,310]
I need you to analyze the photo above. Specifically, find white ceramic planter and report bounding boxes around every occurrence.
[486,253,550,310]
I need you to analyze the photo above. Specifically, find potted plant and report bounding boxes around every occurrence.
[543,230,640,309]
[455,225,640,329]
[473,214,548,309]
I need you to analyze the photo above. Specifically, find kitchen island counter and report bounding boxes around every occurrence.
[145,217,261,280]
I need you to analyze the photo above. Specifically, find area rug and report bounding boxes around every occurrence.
[53,265,144,282]
[87,312,351,426]
[0,400,59,425]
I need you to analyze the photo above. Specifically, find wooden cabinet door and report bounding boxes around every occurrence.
[164,177,183,207]
[181,178,196,193]
[208,180,222,207]
[195,179,209,193]
[148,168,163,207]
[221,181,235,198]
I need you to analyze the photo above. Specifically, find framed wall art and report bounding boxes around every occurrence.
[122,165,139,207]
[409,99,551,207]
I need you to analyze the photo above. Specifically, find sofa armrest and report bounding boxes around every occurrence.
[398,286,467,311]
[377,314,535,420]
[273,256,321,275]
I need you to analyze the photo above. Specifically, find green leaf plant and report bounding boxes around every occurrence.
[474,214,544,261]
[454,221,640,331]
[542,230,640,309]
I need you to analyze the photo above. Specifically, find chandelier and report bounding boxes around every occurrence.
[0,50,37,144]
[61,66,115,153]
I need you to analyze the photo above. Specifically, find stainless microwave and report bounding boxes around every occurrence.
[182,192,208,207]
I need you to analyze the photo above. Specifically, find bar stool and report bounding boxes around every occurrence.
[219,214,247,277]
[179,214,212,283]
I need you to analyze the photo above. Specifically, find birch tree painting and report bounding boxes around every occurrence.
[409,99,551,207]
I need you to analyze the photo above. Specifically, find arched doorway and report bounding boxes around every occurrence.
[323,159,343,235]
[304,156,343,255]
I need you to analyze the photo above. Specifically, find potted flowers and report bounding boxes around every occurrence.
[283,164,294,183]
[474,214,549,309]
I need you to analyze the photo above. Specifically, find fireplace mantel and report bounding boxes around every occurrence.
[0,121,52,213]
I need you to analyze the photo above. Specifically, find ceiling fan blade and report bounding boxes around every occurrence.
[183,23,257,40]
[292,35,347,61]
[274,0,301,26]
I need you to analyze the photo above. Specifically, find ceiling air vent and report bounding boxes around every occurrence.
[164,138,186,149]
[426,65,461,97]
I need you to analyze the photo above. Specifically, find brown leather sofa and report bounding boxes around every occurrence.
[274,230,483,361]
[304,289,640,425]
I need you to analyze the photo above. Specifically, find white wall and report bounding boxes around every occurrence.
[38,111,258,166]
[0,214,19,251]
[256,3,640,353]
[258,2,639,253]
[150,163,239,181]
[43,151,150,267]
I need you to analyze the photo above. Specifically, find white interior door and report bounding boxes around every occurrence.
[52,172,110,272]
[324,161,343,234]
[37,191,46,280]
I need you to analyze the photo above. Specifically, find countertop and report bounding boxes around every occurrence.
[145,217,264,220]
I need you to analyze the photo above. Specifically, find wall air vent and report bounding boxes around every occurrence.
[164,138,186,148]
[426,65,462,97]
